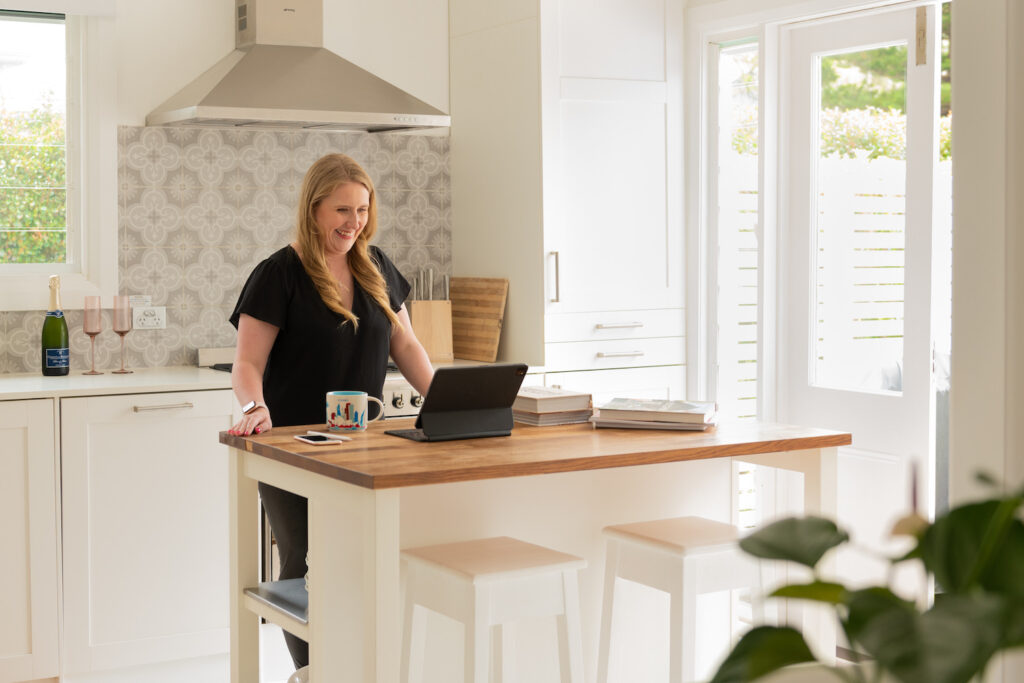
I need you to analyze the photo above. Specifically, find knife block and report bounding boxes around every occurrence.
[407,300,454,362]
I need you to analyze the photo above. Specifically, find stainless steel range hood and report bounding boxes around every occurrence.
[146,0,449,133]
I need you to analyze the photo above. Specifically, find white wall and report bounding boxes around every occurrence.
[115,0,232,124]
[323,0,449,112]
[950,0,1024,503]
[114,0,449,125]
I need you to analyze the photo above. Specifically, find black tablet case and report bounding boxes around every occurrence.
[386,363,529,441]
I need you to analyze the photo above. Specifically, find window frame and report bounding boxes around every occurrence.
[0,6,117,311]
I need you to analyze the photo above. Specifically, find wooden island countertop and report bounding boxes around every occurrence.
[219,419,851,490]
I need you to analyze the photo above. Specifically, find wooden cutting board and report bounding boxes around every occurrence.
[407,300,454,362]
[449,277,509,362]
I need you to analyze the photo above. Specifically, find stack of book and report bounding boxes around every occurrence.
[591,397,718,431]
[512,386,594,426]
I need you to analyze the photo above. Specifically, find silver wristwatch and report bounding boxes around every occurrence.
[242,400,268,415]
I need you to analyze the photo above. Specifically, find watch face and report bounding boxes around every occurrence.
[242,400,257,414]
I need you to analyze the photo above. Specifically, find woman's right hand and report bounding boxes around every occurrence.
[229,406,273,436]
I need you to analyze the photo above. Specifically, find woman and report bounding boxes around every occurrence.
[227,153,433,670]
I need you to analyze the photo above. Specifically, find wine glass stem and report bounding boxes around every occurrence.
[120,335,126,371]
[90,335,96,373]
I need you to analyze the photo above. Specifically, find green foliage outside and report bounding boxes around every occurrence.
[731,4,952,162]
[0,103,67,264]
[733,106,952,161]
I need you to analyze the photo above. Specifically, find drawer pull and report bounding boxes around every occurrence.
[595,322,644,330]
[596,351,646,359]
[132,402,195,413]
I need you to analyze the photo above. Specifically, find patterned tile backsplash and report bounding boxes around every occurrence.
[0,126,451,374]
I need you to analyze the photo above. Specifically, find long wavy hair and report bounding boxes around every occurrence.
[294,153,401,332]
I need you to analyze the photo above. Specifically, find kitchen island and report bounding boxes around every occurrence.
[220,420,851,683]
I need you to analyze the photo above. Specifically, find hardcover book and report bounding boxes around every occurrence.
[513,386,592,413]
[596,397,717,424]
[590,416,715,431]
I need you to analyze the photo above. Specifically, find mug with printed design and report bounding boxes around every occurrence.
[326,390,384,431]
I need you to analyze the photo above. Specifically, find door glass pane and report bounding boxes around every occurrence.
[716,43,759,420]
[813,44,907,393]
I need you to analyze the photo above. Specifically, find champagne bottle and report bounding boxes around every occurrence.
[41,275,70,376]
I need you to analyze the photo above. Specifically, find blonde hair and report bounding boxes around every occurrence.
[294,153,401,332]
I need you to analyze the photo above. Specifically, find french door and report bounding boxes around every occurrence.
[777,3,941,591]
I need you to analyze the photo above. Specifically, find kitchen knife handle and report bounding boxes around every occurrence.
[550,251,560,303]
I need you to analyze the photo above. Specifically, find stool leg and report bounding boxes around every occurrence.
[493,622,515,682]
[401,599,426,683]
[465,585,491,683]
[670,556,699,683]
[596,542,619,683]
[556,570,585,683]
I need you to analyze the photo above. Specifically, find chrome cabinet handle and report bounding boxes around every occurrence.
[132,402,194,412]
[550,251,560,303]
[595,322,644,330]
[596,351,646,359]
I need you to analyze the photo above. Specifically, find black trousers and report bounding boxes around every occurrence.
[259,482,309,669]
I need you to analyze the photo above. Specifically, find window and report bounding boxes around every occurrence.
[711,39,760,422]
[0,11,69,266]
[0,5,116,311]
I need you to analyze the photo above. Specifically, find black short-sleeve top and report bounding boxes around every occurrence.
[229,245,410,428]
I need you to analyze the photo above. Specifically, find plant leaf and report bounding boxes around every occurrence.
[709,626,817,683]
[1001,596,1024,648]
[918,498,1024,594]
[846,591,1006,683]
[844,587,917,646]
[771,581,847,605]
[890,512,929,538]
[738,517,849,569]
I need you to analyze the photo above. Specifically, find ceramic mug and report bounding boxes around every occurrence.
[326,390,384,431]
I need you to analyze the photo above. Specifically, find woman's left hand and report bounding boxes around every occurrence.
[229,406,273,436]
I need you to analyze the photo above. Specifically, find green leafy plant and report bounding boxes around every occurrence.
[710,475,1024,683]
[0,102,67,264]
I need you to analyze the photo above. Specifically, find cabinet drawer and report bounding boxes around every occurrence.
[545,309,684,343]
[543,336,683,372]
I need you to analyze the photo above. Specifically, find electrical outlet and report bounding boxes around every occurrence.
[133,306,166,330]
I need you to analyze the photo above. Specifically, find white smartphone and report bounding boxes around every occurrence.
[306,430,352,441]
[294,434,339,446]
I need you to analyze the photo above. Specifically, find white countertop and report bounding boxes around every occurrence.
[0,366,233,401]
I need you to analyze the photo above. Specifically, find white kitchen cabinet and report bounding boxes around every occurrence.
[60,389,234,675]
[0,399,59,683]
[451,0,684,392]
[543,365,685,405]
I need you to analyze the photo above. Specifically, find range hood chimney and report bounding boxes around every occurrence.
[146,0,449,132]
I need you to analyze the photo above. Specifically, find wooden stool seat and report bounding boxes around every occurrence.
[402,536,586,683]
[597,516,762,683]
[402,535,586,581]
[603,516,741,554]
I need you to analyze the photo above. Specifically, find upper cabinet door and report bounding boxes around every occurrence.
[545,0,683,314]
[559,0,667,80]
[549,94,680,312]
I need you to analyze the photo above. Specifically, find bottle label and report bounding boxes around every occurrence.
[46,311,65,319]
[45,348,70,368]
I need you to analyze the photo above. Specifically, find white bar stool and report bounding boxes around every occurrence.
[596,516,762,683]
[401,536,587,683]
